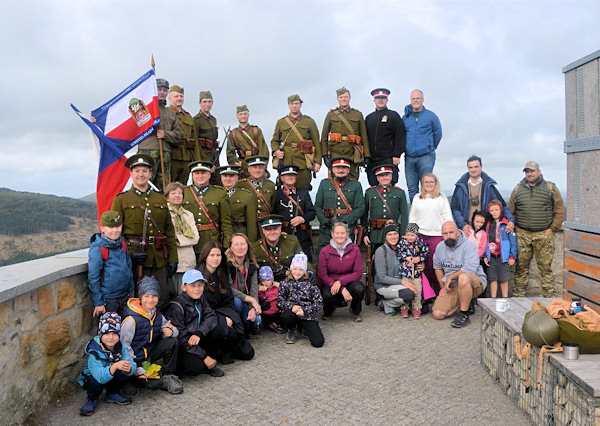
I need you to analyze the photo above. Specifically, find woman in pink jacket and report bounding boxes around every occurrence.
[318,222,364,322]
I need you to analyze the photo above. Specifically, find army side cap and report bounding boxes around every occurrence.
[189,161,213,173]
[278,165,299,176]
[236,105,249,114]
[199,90,213,101]
[246,155,268,166]
[523,160,539,171]
[156,78,169,89]
[125,153,154,169]
[374,164,393,175]
[260,214,284,228]
[169,84,184,94]
[217,164,241,175]
[336,86,350,96]
[287,94,303,104]
[371,88,390,98]
[100,210,122,227]
[331,156,352,168]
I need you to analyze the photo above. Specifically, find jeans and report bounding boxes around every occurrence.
[83,370,129,400]
[405,151,436,202]
[234,297,262,332]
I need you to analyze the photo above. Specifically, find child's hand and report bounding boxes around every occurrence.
[225,317,233,327]
[508,258,515,266]
[93,305,106,317]
[188,335,200,346]
[484,258,489,266]
[162,320,173,337]
[120,360,131,373]
[292,305,304,317]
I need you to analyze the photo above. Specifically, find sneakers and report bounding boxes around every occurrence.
[412,309,421,319]
[451,311,471,328]
[285,329,297,344]
[467,298,477,315]
[384,305,397,316]
[160,374,184,394]
[268,322,286,334]
[121,380,138,396]
[400,308,409,318]
[377,300,384,311]
[349,308,362,322]
[105,392,132,405]
[80,398,97,416]
[204,367,225,377]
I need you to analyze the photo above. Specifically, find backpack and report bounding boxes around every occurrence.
[100,240,128,262]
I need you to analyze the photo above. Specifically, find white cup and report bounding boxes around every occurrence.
[495,298,510,312]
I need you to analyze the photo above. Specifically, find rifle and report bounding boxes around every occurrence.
[272,140,284,169]
[213,126,231,166]
[365,243,373,305]
[137,208,149,282]
[289,197,298,236]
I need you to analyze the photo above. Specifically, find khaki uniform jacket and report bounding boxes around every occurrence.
[271,114,321,169]
[169,106,200,162]
[193,112,218,162]
[111,187,178,268]
[251,233,303,281]
[168,205,199,272]
[314,178,365,231]
[183,185,233,251]
[227,187,259,242]
[138,104,183,152]
[227,125,270,170]
[362,185,409,244]
[320,107,370,160]
[236,178,276,220]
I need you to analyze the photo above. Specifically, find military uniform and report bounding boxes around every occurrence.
[227,124,269,177]
[182,183,233,253]
[273,185,316,262]
[362,184,408,252]
[271,114,321,190]
[169,103,200,184]
[252,233,303,282]
[227,185,259,242]
[320,104,370,180]
[193,112,218,161]
[314,176,365,253]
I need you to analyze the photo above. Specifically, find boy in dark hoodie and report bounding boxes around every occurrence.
[88,211,134,317]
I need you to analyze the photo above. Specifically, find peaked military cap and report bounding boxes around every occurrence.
[236,105,249,114]
[336,87,350,96]
[125,153,154,169]
[374,164,393,175]
[156,78,169,89]
[217,164,241,175]
[169,84,184,94]
[246,155,268,166]
[189,161,213,173]
[199,90,213,101]
[100,210,122,227]
[260,214,284,228]
[278,165,299,176]
[330,156,352,168]
[371,88,390,98]
[287,94,303,104]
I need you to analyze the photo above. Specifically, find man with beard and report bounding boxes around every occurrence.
[431,221,487,328]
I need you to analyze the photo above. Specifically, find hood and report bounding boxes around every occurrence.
[445,230,468,249]
[329,237,352,251]
[90,232,124,249]
[404,104,428,116]
[455,170,496,186]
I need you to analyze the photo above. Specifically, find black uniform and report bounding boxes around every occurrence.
[272,187,316,262]
[365,107,405,186]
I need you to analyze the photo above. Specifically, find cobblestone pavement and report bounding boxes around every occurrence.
[39,305,532,425]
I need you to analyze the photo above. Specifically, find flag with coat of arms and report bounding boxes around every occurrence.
[71,69,160,225]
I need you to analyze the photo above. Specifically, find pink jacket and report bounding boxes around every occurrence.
[258,286,279,315]
[318,242,363,288]
[467,229,488,259]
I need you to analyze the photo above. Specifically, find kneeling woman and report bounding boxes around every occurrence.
[373,223,416,315]
[318,222,365,322]
[198,241,254,364]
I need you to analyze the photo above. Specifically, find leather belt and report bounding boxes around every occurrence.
[196,224,217,231]
[127,236,167,249]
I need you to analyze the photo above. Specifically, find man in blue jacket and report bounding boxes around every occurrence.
[402,89,442,202]
[450,155,514,236]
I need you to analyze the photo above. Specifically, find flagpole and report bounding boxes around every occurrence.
[152,54,168,193]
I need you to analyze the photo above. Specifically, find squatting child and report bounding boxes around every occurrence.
[78,312,136,416]
[88,210,134,317]
[276,254,324,347]
[257,266,285,333]
[398,223,430,319]
[484,200,517,298]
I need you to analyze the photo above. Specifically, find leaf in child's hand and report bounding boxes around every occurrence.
[142,361,162,379]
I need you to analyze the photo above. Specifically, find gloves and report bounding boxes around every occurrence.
[168,263,178,277]
[131,252,148,266]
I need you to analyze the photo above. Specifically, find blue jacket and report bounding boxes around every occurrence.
[485,218,518,263]
[78,335,136,386]
[88,233,134,306]
[450,172,515,229]
[402,105,442,157]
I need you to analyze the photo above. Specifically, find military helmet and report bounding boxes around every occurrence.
[522,310,560,347]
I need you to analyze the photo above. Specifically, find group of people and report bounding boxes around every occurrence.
[79,81,565,416]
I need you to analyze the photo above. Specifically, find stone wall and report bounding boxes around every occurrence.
[0,251,93,424]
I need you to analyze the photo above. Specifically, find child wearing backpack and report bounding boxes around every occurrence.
[88,211,135,317]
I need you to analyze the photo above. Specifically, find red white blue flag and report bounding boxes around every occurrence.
[71,69,160,225]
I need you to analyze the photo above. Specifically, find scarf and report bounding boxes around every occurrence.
[170,204,196,239]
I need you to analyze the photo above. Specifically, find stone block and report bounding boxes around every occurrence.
[20,328,45,367]
[37,285,55,321]
[0,300,12,331]
[45,317,70,355]
[57,280,76,312]
[78,305,93,337]
[20,311,38,332]
[15,292,32,312]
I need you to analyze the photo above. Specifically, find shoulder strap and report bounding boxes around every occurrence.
[375,190,396,220]
[170,300,185,315]
[101,246,109,262]
[189,188,220,229]
[240,129,258,149]
[284,117,305,141]
[332,179,353,211]
[333,110,355,135]
[260,240,280,266]
[123,191,162,235]
[245,181,271,214]
[252,125,258,140]
[282,191,305,216]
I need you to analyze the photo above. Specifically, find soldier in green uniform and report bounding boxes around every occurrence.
[314,157,365,255]
[218,164,259,242]
[362,164,408,254]
[236,156,276,226]
[193,90,220,185]
[110,154,178,305]
[168,85,200,185]
[226,105,269,178]
[251,215,304,282]
[320,87,370,180]
[182,161,233,255]
[271,94,321,190]
[137,78,183,192]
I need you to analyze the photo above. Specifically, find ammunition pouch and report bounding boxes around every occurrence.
[198,138,217,149]
[347,134,361,145]
[328,132,342,143]
[184,138,196,149]
[370,219,387,229]
[300,140,314,154]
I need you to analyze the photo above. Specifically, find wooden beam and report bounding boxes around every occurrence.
[564,271,600,304]
[564,229,600,258]
[564,250,600,281]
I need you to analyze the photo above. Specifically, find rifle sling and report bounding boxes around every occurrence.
[124,192,162,235]
[282,191,305,216]
[245,181,271,214]
[190,189,220,230]
[260,240,280,266]
[332,179,352,212]
[284,117,306,142]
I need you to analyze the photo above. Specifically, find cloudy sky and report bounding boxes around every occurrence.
[1,0,598,199]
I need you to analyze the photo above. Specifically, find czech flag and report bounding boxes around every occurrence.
[72,69,160,225]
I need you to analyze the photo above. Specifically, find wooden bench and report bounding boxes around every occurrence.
[478,297,600,425]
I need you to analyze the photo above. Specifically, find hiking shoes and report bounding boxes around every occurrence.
[268,322,286,334]
[205,367,225,377]
[400,308,409,318]
[467,298,477,315]
[161,374,184,394]
[412,309,421,319]
[105,392,132,405]
[80,398,97,416]
[285,329,297,344]
[121,380,138,395]
[349,308,362,322]
[384,305,397,316]
[451,311,471,328]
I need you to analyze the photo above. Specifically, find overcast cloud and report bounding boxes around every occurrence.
[1,0,598,199]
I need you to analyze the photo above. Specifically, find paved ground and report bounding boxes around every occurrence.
[38,304,532,425]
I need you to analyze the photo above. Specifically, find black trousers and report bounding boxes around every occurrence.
[147,336,179,375]
[204,314,254,361]
[83,370,129,400]
[105,296,129,316]
[322,280,365,316]
[281,309,324,348]
[177,350,209,376]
